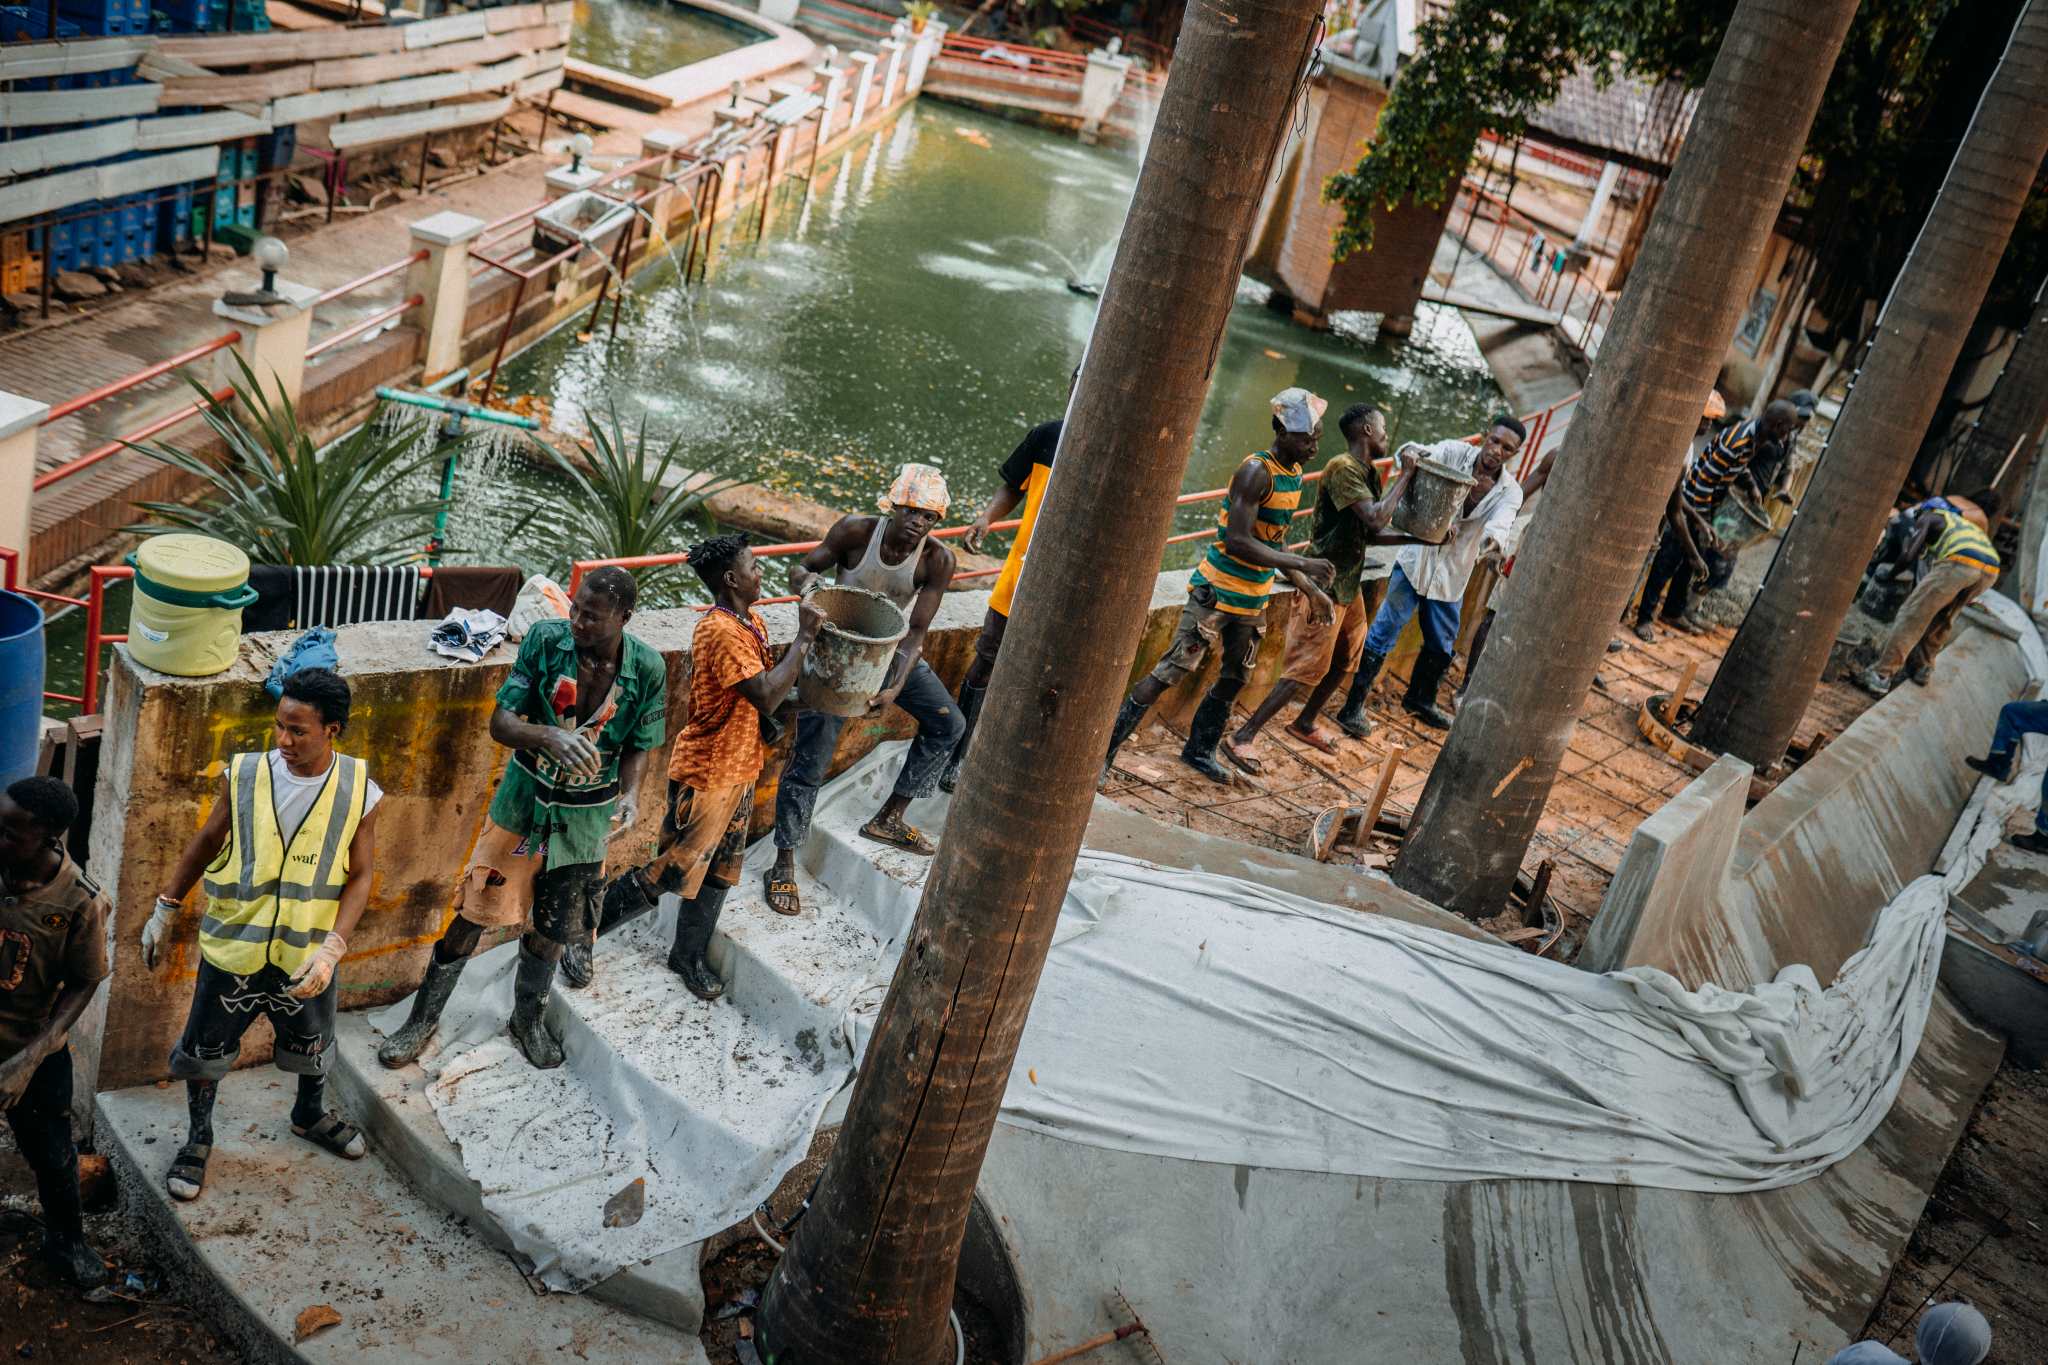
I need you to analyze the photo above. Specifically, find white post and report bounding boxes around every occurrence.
[878,36,906,107]
[215,277,317,410]
[405,211,486,385]
[1572,161,1623,249]
[0,392,48,563]
[815,58,847,141]
[1078,44,1132,144]
[848,50,878,129]
[637,128,688,240]
[544,163,606,201]
[907,20,944,94]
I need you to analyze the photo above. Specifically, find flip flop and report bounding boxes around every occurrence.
[763,870,803,916]
[166,1143,210,1201]
[860,815,937,856]
[1287,723,1340,755]
[292,1111,367,1160]
[1220,735,1265,775]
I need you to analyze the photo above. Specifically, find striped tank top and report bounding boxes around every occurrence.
[1191,451,1305,616]
[1931,509,1999,574]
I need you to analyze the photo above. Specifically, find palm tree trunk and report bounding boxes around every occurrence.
[1949,278,2048,499]
[1388,0,1860,918]
[1689,0,2048,767]
[753,0,1323,1358]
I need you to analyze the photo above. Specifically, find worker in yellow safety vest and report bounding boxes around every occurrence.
[142,667,380,1203]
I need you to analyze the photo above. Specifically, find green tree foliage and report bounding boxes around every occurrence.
[1325,0,2040,327]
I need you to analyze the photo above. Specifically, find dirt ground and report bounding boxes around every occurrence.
[1862,1062,2048,1362]
[0,1124,230,1365]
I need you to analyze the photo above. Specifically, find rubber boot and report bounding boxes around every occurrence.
[1100,694,1148,783]
[939,682,987,794]
[1402,648,1455,729]
[559,932,595,990]
[1333,648,1384,738]
[1179,689,1237,785]
[34,1153,108,1289]
[596,867,660,938]
[376,952,468,1069]
[1966,750,2015,783]
[508,943,564,1070]
[666,884,730,1001]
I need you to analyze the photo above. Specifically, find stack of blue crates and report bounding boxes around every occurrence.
[227,0,264,30]
[0,5,79,41]
[54,0,150,35]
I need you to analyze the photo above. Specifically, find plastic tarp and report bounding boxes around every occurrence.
[371,598,2038,1288]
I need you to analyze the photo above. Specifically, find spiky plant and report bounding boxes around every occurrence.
[527,402,758,589]
[125,354,454,565]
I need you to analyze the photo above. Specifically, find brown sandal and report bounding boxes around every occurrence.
[1287,722,1341,755]
[860,813,936,856]
[763,870,802,917]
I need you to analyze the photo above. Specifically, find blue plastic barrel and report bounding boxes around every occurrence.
[0,589,46,787]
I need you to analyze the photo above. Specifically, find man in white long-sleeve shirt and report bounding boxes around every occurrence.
[1343,414,1525,729]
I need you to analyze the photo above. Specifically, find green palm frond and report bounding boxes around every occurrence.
[121,354,455,566]
[526,402,760,587]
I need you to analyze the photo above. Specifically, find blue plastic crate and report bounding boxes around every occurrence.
[0,5,79,37]
[235,202,255,228]
[238,146,260,178]
[213,185,236,226]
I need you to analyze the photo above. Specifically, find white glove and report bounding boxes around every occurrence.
[609,791,641,841]
[286,932,347,1000]
[140,897,178,971]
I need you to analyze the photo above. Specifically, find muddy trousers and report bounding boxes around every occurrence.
[6,1046,83,1245]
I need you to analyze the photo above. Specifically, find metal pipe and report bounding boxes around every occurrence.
[305,294,421,359]
[312,250,427,308]
[33,386,235,492]
[372,387,540,428]
[42,331,242,426]
[425,367,469,394]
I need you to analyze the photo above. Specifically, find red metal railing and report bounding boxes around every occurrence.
[38,332,241,428]
[31,384,238,493]
[1451,179,1612,359]
[311,250,427,309]
[941,31,1091,81]
[305,294,424,359]
[1064,13,1170,66]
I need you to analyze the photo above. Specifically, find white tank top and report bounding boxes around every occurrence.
[838,518,925,610]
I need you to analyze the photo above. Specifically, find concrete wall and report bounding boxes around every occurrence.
[1591,621,2030,989]
[81,572,1292,1093]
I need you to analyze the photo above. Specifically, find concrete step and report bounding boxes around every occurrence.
[95,1075,705,1365]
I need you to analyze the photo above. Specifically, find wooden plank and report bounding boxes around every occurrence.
[485,3,547,33]
[0,145,220,226]
[157,26,403,65]
[312,25,563,88]
[0,83,162,125]
[327,93,512,149]
[0,120,136,179]
[135,107,270,149]
[159,64,313,105]
[516,66,565,99]
[0,36,150,81]
[136,51,212,80]
[402,10,489,48]
[273,51,536,122]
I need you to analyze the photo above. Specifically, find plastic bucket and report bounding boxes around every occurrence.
[125,534,258,677]
[1392,456,1478,542]
[0,589,45,786]
[799,584,909,716]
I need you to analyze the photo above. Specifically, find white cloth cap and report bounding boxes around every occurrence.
[1270,387,1328,434]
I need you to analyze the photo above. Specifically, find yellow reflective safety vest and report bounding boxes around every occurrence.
[199,751,367,976]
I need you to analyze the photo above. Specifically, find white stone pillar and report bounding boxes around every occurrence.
[814,59,847,141]
[878,37,906,107]
[1078,46,1132,144]
[636,128,688,241]
[907,20,944,94]
[544,164,606,202]
[848,50,878,129]
[0,392,48,563]
[404,211,486,385]
[1572,161,1623,248]
[215,281,318,410]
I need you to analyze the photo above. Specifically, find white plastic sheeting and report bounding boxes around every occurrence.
[370,598,2036,1289]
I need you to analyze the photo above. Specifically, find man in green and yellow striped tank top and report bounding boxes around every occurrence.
[1854,496,2002,695]
[1103,388,1338,785]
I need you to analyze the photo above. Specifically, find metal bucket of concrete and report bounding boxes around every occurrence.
[799,584,908,716]
[1392,456,1477,542]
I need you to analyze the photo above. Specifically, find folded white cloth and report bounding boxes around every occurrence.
[429,608,509,663]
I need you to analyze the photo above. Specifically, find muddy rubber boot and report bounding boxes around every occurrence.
[34,1153,107,1290]
[1333,649,1384,738]
[376,952,468,1069]
[1966,750,2016,783]
[596,867,660,938]
[1101,695,1148,783]
[939,682,987,794]
[40,1235,108,1290]
[559,933,595,990]
[1402,648,1455,729]
[666,884,730,1001]
[508,944,564,1070]
[1179,690,1237,784]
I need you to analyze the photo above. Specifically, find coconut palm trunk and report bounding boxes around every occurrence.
[1388,0,1861,918]
[752,0,1324,1358]
[1948,279,2048,499]
[1689,0,2048,767]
